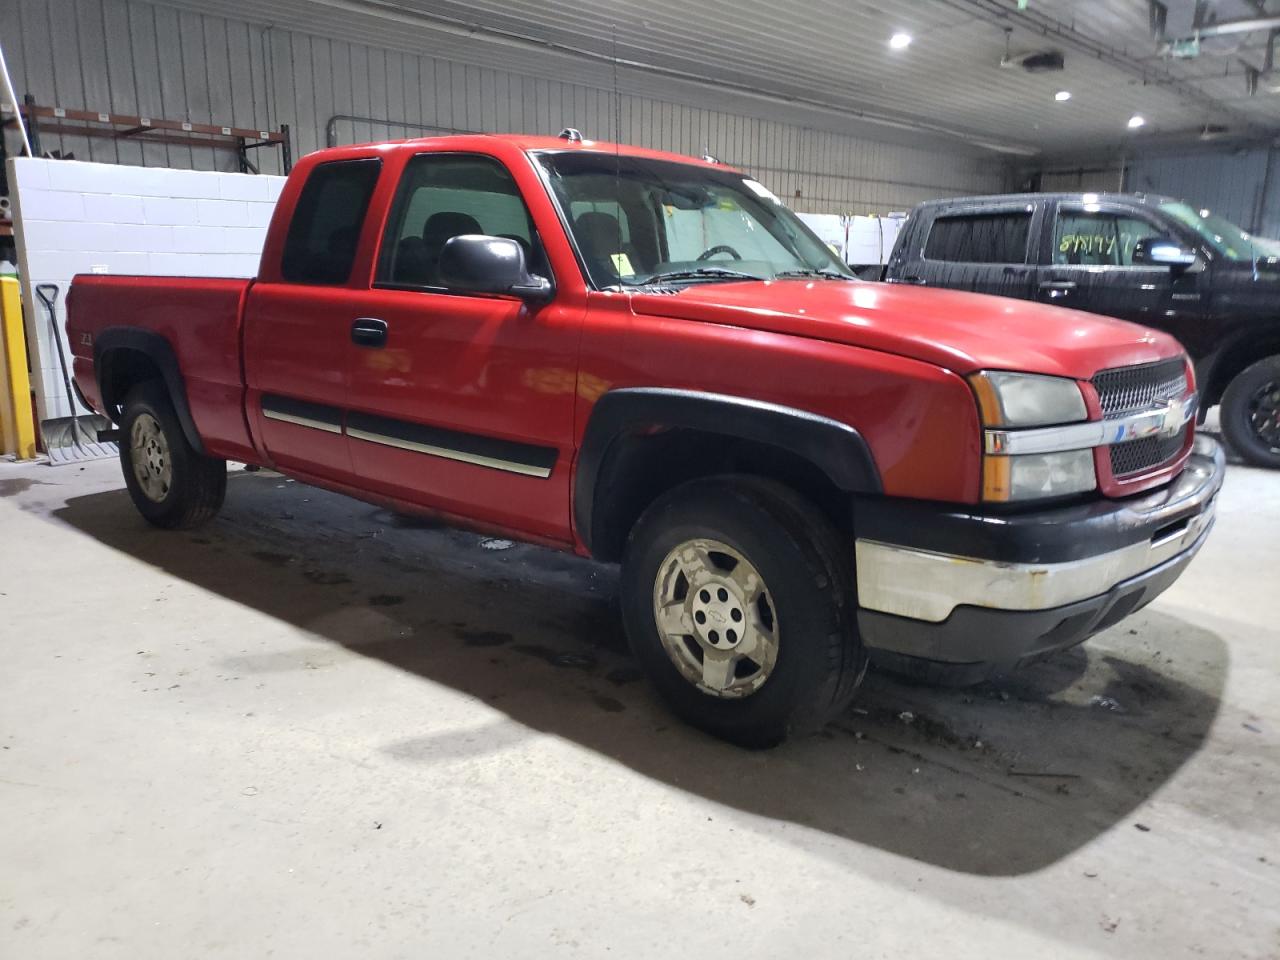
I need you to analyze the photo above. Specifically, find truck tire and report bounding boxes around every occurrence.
[620,475,865,748]
[119,381,226,529]
[1220,355,1280,469]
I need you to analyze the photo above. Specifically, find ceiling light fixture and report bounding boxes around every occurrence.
[1127,114,1146,129]
[1055,90,1072,101]
[889,32,913,50]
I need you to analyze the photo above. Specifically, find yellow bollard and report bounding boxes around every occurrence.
[0,276,37,460]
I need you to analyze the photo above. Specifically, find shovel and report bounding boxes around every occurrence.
[35,282,116,465]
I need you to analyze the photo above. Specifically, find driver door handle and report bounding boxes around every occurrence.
[1038,280,1077,299]
[351,317,388,348]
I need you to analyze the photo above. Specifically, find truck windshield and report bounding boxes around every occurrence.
[535,151,853,288]
[1157,201,1259,261]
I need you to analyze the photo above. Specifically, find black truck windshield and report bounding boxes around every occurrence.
[1158,201,1260,262]
[535,151,853,288]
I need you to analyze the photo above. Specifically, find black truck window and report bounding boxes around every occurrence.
[924,212,1031,264]
[281,158,382,284]
[1054,211,1162,267]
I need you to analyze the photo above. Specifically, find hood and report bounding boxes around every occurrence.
[628,280,1183,380]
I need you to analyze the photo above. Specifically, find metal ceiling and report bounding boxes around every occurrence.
[154,0,1280,156]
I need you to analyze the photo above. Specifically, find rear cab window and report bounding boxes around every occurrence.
[923,210,1032,264]
[280,158,382,284]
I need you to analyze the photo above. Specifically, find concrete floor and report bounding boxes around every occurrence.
[0,447,1277,959]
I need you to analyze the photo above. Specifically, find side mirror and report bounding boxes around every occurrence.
[1132,237,1197,269]
[436,235,553,302]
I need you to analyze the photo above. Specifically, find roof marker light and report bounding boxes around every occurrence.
[889,32,912,50]
[1055,90,1071,101]
[1127,115,1146,129]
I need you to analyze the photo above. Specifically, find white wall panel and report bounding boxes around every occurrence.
[7,157,285,421]
[1,0,1009,211]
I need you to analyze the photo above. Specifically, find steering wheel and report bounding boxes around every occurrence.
[696,244,743,261]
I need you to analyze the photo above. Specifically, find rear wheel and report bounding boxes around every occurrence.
[620,476,865,747]
[119,382,226,529]
[1220,355,1280,469]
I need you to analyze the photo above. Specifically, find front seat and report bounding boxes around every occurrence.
[422,212,484,284]
[573,211,628,281]
[399,211,483,285]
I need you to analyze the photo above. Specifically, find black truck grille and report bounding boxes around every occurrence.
[1109,432,1187,477]
[1092,357,1187,419]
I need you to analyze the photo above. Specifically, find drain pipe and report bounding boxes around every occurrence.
[0,40,32,156]
[325,114,475,148]
[1252,143,1275,235]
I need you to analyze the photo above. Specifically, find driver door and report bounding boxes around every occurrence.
[1035,202,1206,330]
[344,151,581,542]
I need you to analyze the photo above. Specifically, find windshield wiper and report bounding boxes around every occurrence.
[774,268,852,281]
[631,267,762,285]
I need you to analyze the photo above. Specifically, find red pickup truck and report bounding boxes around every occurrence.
[68,132,1224,746]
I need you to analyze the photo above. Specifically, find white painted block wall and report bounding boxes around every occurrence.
[6,158,286,422]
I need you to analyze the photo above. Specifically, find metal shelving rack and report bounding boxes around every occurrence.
[6,95,291,174]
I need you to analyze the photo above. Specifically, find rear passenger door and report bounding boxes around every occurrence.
[901,203,1040,299]
[243,157,382,484]
[1035,202,1203,325]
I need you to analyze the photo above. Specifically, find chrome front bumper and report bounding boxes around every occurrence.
[856,495,1215,623]
[852,435,1225,668]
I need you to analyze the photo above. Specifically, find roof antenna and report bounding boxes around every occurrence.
[612,20,623,288]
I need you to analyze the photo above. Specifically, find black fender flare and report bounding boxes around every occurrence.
[574,388,881,554]
[93,327,206,455]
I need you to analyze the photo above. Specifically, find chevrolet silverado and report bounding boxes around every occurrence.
[67,132,1225,745]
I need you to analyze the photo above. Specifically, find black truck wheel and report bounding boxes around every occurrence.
[1220,355,1280,469]
[119,382,227,529]
[620,475,865,748]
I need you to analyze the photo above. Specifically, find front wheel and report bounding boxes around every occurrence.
[620,476,865,747]
[1220,355,1280,469]
[119,382,227,529]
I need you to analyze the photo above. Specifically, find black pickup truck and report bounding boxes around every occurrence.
[884,192,1280,467]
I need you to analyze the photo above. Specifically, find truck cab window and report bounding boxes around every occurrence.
[923,212,1031,264]
[535,151,849,288]
[378,154,546,288]
[1054,211,1163,267]
[280,158,381,284]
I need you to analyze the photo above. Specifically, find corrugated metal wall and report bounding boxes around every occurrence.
[1035,145,1279,238]
[1123,147,1278,238]
[1,0,1009,215]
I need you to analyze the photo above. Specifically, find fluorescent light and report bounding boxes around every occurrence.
[1055,90,1072,101]
[889,32,912,49]
[1127,115,1146,129]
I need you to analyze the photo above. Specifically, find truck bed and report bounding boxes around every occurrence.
[68,274,257,462]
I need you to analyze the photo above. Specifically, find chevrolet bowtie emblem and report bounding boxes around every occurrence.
[1159,399,1184,437]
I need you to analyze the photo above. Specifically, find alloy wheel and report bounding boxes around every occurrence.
[651,537,780,698]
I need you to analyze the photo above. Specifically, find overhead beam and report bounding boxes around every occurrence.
[1172,14,1280,38]
[942,0,1265,134]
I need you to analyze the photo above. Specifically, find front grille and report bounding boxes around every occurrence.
[1109,431,1187,477]
[1093,357,1188,419]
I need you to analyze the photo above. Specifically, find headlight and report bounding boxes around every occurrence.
[982,450,1097,502]
[970,371,1094,502]
[969,371,1087,427]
